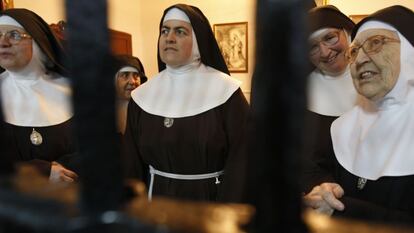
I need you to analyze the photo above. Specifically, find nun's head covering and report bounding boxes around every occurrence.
[306,0,317,11]
[351,5,414,45]
[351,5,414,102]
[116,55,147,84]
[157,4,229,75]
[0,8,67,75]
[309,5,355,33]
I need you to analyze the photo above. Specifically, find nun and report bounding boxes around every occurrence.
[114,55,147,134]
[0,9,78,182]
[304,5,414,224]
[302,5,360,192]
[122,4,249,202]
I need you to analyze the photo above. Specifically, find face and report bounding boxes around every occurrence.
[159,19,193,68]
[349,29,400,101]
[0,25,33,71]
[309,28,349,75]
[116,69,141,100]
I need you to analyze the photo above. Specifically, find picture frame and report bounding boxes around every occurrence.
[314,0,329,6]
[0,0,13,10]
[213,22,248,73]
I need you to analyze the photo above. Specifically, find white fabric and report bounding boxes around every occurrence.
[307,67,360,116]
[309,28,330,40]
[118,66,139,73]
[0,15,23,28]
[331,22,414,180]
[0,40,72,127]
[163,7,191,23]
[131,63,240,118]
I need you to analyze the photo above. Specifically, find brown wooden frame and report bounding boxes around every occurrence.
[213,22,248,73]
[0,0,14,10]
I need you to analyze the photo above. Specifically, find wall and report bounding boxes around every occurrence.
[329,0,414,15]
[13,0,64,22]
[14,0,256,99]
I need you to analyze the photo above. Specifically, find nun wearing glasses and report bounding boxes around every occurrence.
[301,5,362,193]
[303,5,414,224]
[122,4,249,203]
[0,9,78,183]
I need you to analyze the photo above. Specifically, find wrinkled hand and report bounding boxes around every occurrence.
[49,161,78,183]
[303,182,345,215]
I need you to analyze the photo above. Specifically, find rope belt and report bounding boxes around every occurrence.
[148,165,224,200]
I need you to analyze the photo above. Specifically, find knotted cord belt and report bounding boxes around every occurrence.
[148,165,224,200]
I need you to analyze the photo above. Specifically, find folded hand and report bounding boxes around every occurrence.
[303,182,345,215]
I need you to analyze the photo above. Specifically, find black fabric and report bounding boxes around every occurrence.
[351,5,414,46]
[0,119,78,176]
[301,111,336,192]
[115,55,147,83]
[122,89,249,202]
[308,5,355,33]
[0,8,67,75]
[302,128,414,225]
[306,0,317,11]
[333,161,414,225]
[156,4,229,75]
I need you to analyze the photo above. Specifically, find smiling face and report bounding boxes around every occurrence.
[158,19,193,68]
[0,25,32,71]
[349,29,400,101]
[309,28,349,76]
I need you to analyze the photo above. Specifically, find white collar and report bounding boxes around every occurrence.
[131,63,241,118]
[331,29,414,180]
[1,71,73,126]
[0,43,72,127]
[307,67,361,116]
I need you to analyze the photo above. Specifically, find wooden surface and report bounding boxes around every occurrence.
[5,167,414,233]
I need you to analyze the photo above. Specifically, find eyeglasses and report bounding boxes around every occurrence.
[0,30,32,44]
[346,35,400,63]
[309,30,341,56]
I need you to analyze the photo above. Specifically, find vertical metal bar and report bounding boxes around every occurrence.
[65,0,123,214]
[247,0,309,232]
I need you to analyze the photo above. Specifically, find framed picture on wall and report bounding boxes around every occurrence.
[213,22,248,73]
[0,0,14,10]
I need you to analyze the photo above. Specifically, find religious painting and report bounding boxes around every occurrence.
[349,14,368,23]
[0,0,14,10]
[213,22,248,73]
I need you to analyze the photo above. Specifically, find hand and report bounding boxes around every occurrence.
[49,161,78,183]
[303,182,345,215]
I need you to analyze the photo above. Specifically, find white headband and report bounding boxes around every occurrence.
[356,20,397,34]
[118,66,139,73]
[0,15,23,28]
[163,8,190,23]
[309,28,330,40]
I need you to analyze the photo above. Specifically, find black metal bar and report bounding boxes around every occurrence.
[247,0,309,232]
[65,0,123,214]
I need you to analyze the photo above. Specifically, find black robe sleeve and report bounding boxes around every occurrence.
[335,196,414,224]
[217,88,250,202]
[121,100,148,182]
